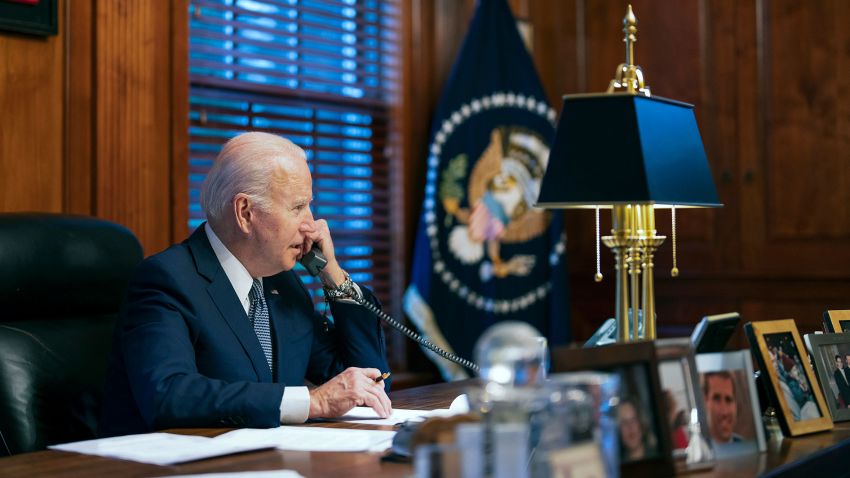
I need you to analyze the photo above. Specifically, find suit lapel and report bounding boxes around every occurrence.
[265,275,312,383]
[188,225,273,383]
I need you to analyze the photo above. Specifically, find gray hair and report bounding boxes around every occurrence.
[201,132,307,224]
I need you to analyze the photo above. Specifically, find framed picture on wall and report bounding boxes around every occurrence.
[551,341,674,477]
[823,310,850,334]
[803,332,850,422]
[745,319,833,436]
[0,0,57,36]
[695,350,767,456]
[654,338,715,472]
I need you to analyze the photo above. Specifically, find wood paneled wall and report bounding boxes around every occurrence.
[0,4,65,214]
[401,0,850,351]
[3,0,849,360]
[0,0,187,255]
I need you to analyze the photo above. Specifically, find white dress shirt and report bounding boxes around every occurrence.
[205,223,310,424]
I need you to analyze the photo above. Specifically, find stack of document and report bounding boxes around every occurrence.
[50,397,471,466]
[215,427,396,453]
[327,393,470,425]
[49,433,272,466]
[324,407,451,425]
[50,426,396,466]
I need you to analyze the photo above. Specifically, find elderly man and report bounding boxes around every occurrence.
[100,132,391,437]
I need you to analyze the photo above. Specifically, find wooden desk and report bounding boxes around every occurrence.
[1,379,848,477]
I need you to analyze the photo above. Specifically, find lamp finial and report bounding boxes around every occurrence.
[625,4,637,66]
[607,5,650,96]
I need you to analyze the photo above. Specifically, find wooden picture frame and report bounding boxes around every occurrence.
[803,332,850,422]
[823,310,850,334]
[0,0,57,36]
[551,341,674,477]
[654,338,715,472]
[744,319,832,436]
[695,350,767,456]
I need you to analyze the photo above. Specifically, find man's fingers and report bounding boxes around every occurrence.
[375,387,392,416]
[360,389,389,418]
[357,389,378,411]
[361,382,391,417]
[359,368,382,380]
[355,367,391,416]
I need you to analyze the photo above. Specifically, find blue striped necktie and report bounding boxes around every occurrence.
[248,279,274,375]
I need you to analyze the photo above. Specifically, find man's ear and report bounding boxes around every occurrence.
[233,193,253,234]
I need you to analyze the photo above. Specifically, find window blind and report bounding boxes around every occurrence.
[188,0,398,309]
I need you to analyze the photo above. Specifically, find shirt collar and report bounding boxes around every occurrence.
[205,223,257,306]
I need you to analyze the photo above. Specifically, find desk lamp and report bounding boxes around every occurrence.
[536,5,721,342]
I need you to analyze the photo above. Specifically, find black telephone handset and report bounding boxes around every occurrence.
[300,247,479,373]
[300,247,328,277]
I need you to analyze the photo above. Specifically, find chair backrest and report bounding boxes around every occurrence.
[0,213,143,455]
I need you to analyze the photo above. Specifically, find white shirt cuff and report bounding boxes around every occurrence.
[279,386,310,423]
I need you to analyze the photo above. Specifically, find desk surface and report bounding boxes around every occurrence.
[1,380,848,477]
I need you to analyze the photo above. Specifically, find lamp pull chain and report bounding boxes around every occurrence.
[595,206,603,282]
[671,206,679,277]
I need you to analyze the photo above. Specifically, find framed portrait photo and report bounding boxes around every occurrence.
[552,341,674,477]
[655,338,715,472]
[695,350,767,456]
[823,310,850,334]
[745,319,832,436]
[803,332,850,422]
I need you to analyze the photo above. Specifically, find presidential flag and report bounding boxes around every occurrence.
[404,0,569,380]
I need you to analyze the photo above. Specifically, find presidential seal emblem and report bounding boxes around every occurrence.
[422,92,566,314]
[441,127,551,281]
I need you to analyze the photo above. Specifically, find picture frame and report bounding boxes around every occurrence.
[551,341,674,477]
[690,312,740,354]
[823,310,850,334]
[654,338,715,472]
[803,332,850,422]
[745,319,833,436]
[695,350,767,456]
[0,0,57,36]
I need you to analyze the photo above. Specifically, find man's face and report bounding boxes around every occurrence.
[845,355,850,368]
[250,159,314,275]
[836,357,844,370]
[706,375,737,443]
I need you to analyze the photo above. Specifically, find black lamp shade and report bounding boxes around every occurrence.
[536,94,721,208]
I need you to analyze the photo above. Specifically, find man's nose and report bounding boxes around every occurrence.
[299,207,315,230]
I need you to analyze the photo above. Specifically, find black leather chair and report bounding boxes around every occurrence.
[0,213,142,455]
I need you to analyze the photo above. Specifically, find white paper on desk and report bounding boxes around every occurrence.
[214,426,396,453]
[329,407,449,425]
[49,432,272,466]
[167,471,304,478]
[329,393,470,425]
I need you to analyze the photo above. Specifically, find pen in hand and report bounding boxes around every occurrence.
[374,372,391,383]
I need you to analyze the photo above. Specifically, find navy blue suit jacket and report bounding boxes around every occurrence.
[99,226,389,437]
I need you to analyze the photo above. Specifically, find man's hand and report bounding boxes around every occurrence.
[308,367,392,419]
[299,219,346,287]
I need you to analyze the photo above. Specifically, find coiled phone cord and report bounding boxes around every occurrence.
[303,247,479,374]
[348,293,480,374]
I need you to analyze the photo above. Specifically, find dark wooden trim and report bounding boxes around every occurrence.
[172,0,191,244]
[63,0,94,216]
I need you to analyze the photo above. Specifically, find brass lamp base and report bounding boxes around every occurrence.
[602,204,665,342]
